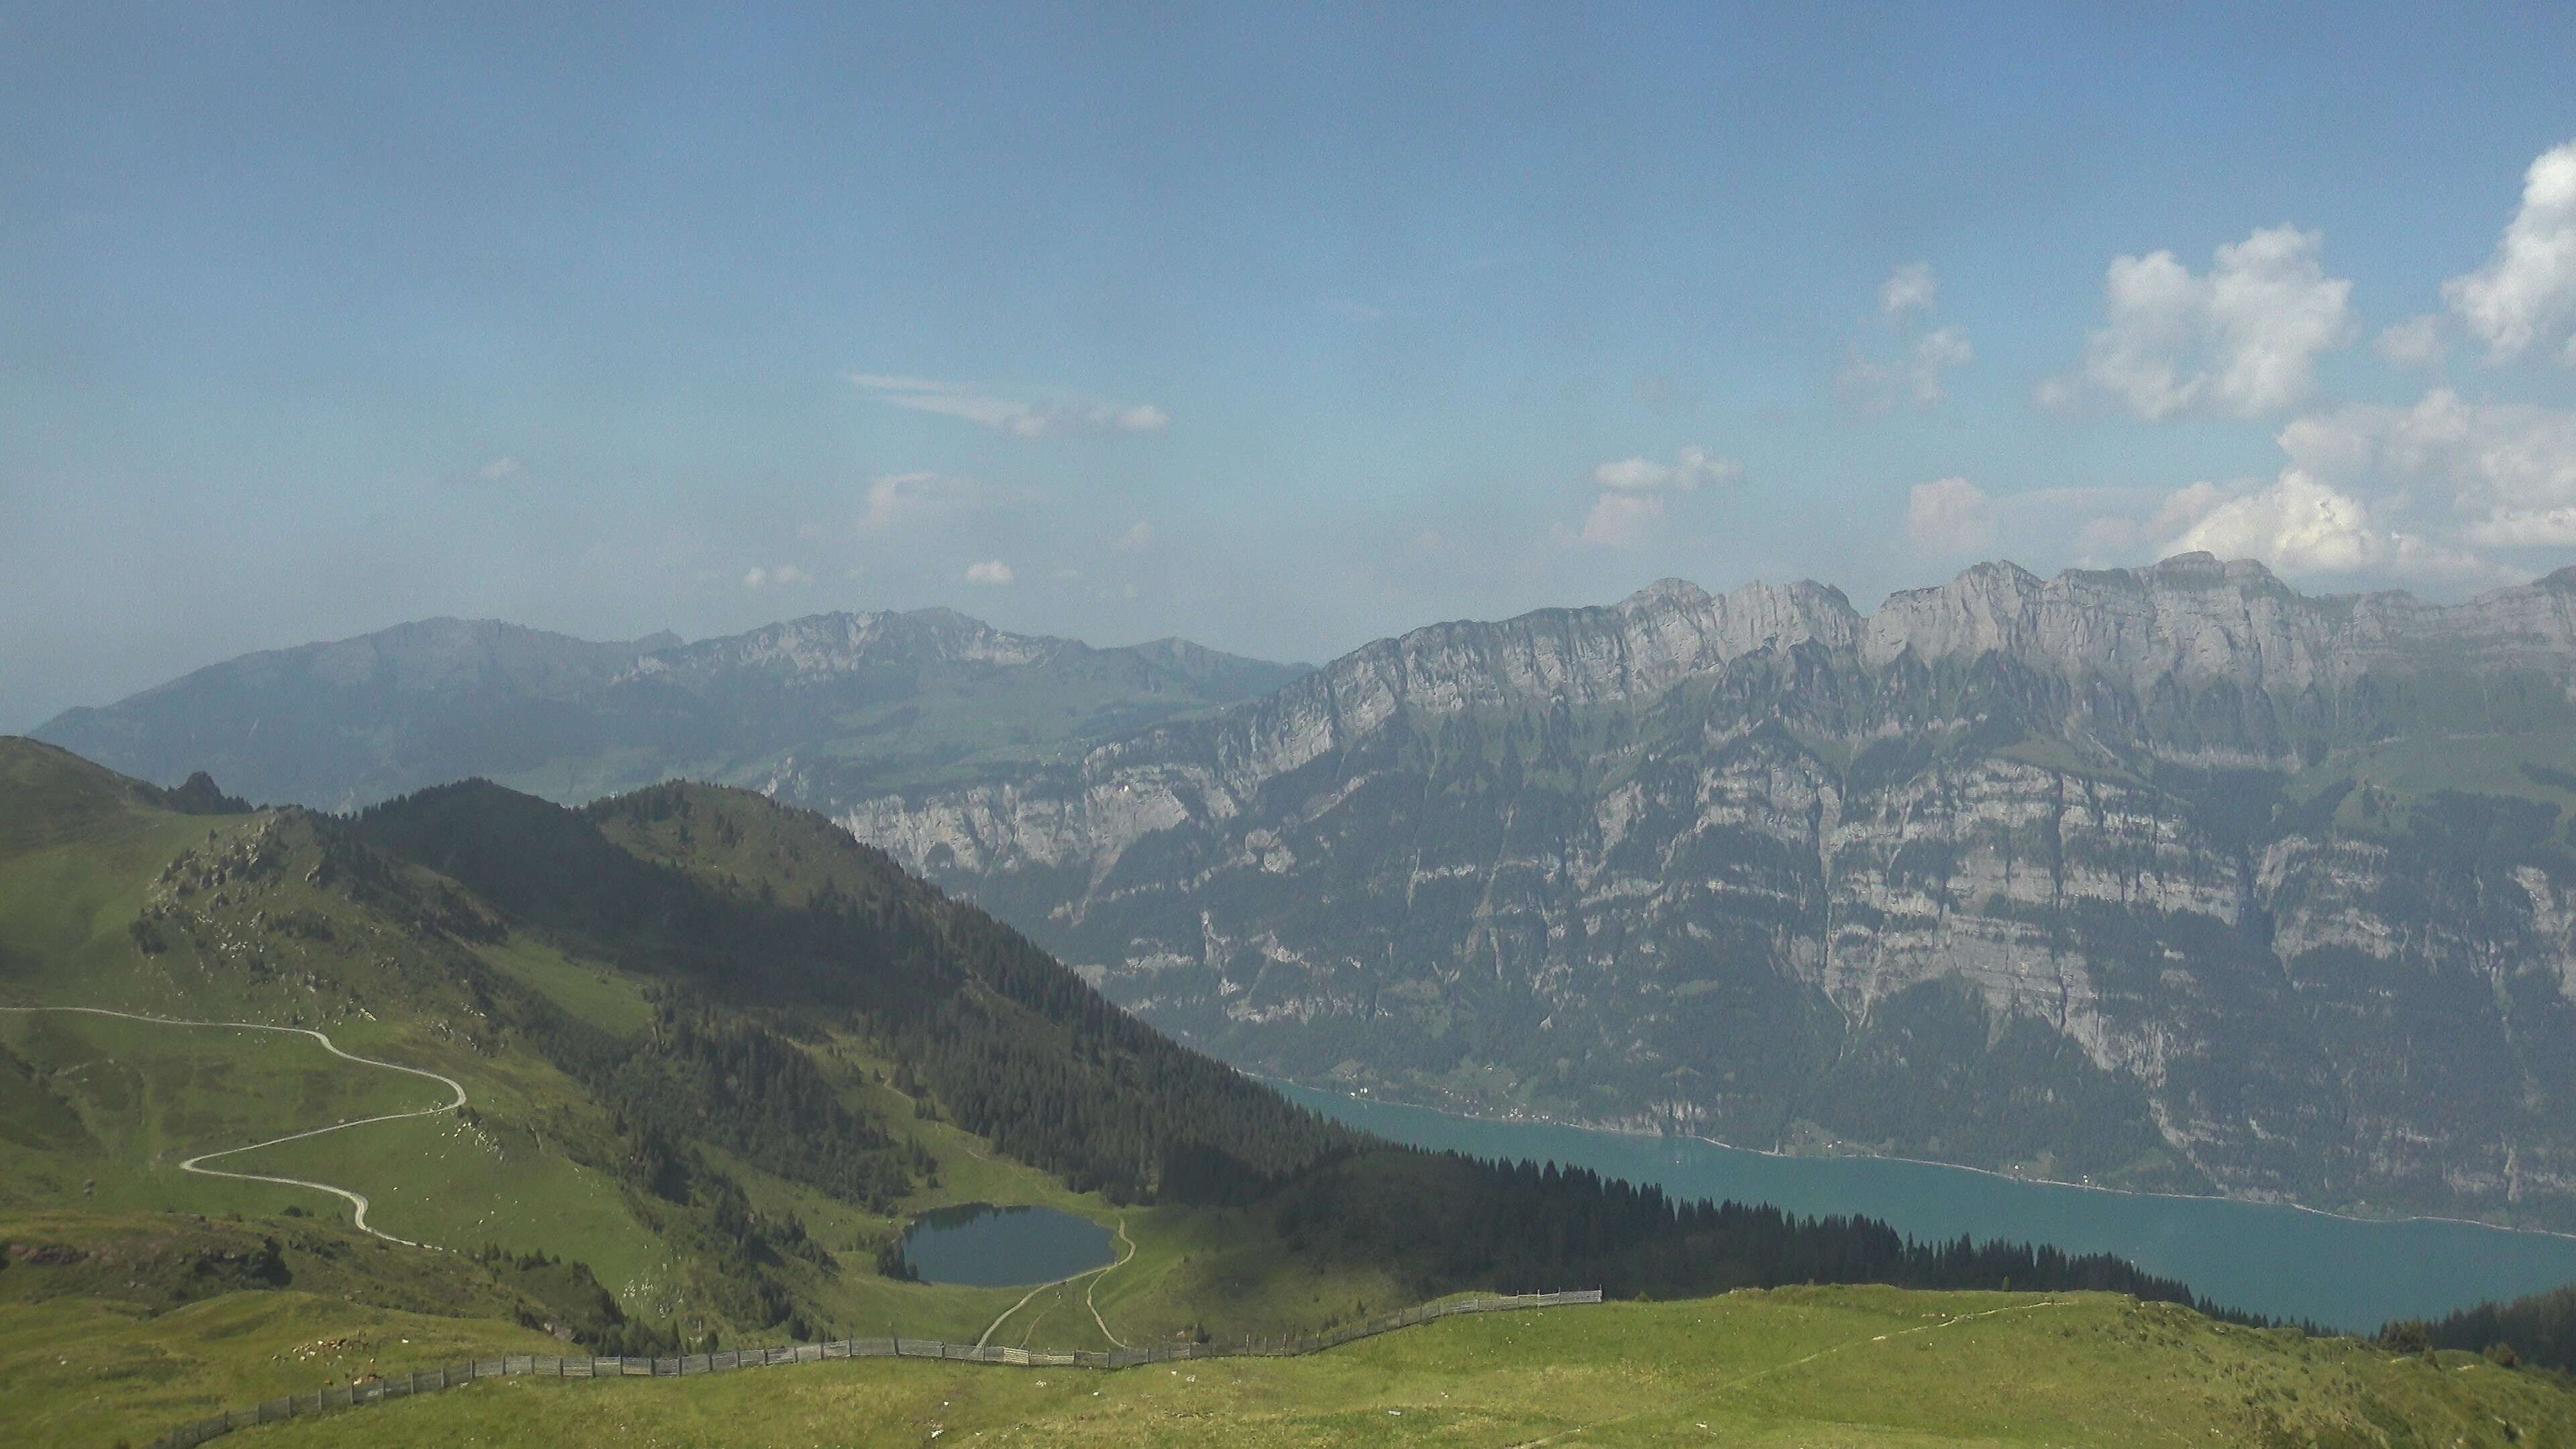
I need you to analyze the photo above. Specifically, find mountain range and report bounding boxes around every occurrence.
[34,611,1307,813]
[40,553,2576,1232]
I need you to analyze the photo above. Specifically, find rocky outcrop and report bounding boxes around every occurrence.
[839,556,2576,1230]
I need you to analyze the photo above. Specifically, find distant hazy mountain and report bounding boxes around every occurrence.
[837,553,2576,1232]
[34,610,1309,812]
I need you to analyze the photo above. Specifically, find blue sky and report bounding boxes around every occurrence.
[7,4,2576,728]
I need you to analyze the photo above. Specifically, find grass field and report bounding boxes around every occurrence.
[0,1289,568,1449]
[70,1287,2571,1449]
[0,1012,447,1216]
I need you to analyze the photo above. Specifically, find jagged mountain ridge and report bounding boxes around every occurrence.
[842,553,2576,873]
[832,554,2576,1231]
[34,610,1309,813]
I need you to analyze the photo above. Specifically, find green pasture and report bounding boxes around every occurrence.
[93,1287,2576,1449]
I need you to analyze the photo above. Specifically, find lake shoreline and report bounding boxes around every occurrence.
[1265,1075,2576,1247]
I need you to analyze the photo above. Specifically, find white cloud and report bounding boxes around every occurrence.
[2375,315,2448,370]
[1589,446,1743,494]
[2169,472,2387,574]
[478,455,521,482]
[1578,492,1668,547]
[1881,262,1939,321]
[2043,225,2353,419]
[2071,481,2231,559]
[1570,447,1742,548]
[1843,327,1975,409]
[1917,327,1974,372]
[857,472,1020,533]
[1972,382,2573,588]
[1907,477,1995,553]
[2160,470,2498,582]
[849,374,1170,437]
[1844,265,1972,411]
[741,564,813,590]
[963,559,1016,586]
[2064,388,2569,585]
[1113,520,1157,553]
[2443,141,2576,366]
[1591,458,1672,493]
[2279,389,2576,549]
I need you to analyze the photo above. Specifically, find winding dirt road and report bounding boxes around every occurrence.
[0,1004,467,1247]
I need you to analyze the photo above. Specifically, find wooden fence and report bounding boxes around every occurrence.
[150,1289,1603,1448]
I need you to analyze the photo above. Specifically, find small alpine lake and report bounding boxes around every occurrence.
[1278,1083,2576,1332]
[900,1203,1116,1287]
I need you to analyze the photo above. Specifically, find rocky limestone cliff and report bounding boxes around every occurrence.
[837,556,2576,1230]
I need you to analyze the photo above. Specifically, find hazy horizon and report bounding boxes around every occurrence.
[9,7,2576,731]
[32,543,2576,738]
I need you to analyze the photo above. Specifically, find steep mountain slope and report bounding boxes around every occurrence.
[33,611,1307,812]
[837,555,2576,1230]
[0,735,1356,1351]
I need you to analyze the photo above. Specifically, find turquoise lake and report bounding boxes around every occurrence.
[1279,1083,2576,1332]
[901,1203,1115,1287]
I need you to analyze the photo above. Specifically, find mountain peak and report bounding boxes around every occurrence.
[2129,551,2296,596]
[1621,577,1715,612]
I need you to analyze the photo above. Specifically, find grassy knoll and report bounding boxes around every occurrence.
[130,1288,2576,1449]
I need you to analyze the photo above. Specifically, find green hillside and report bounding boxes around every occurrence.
[1,735,1389,1364]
